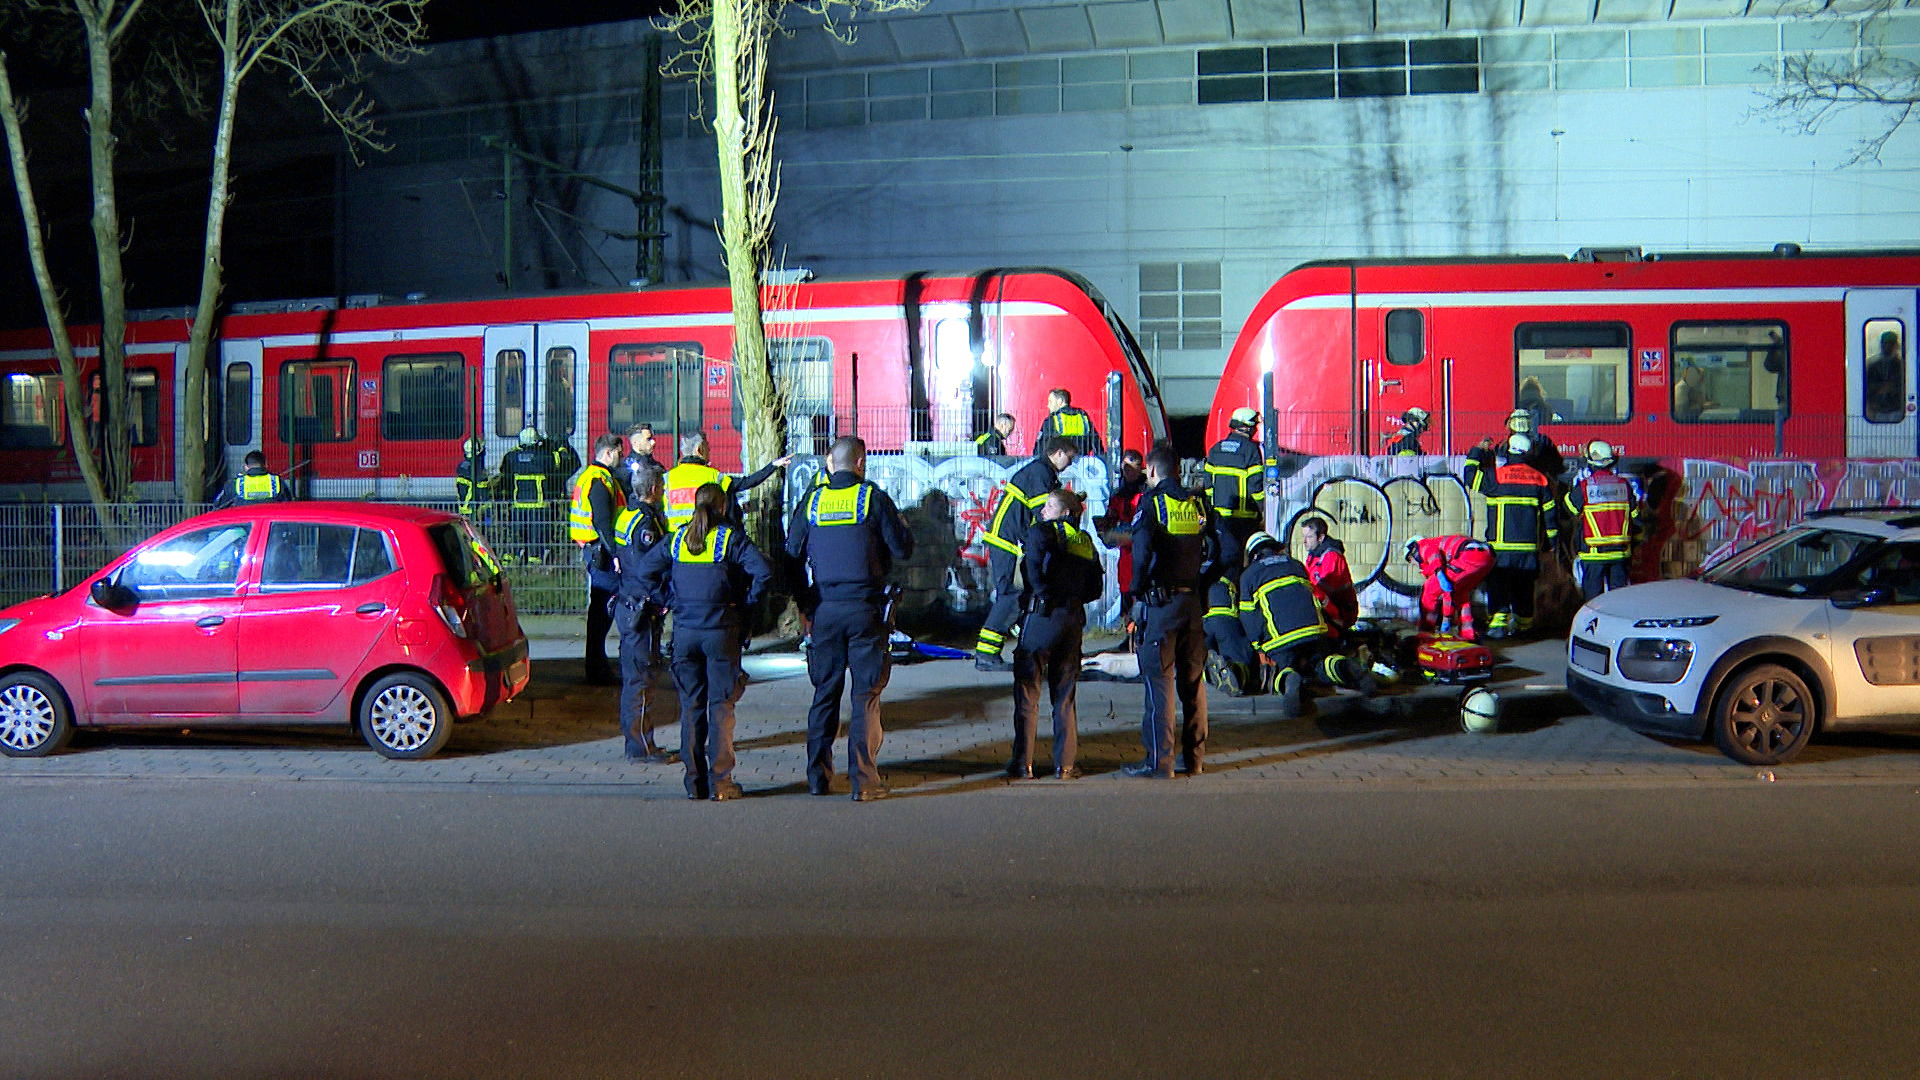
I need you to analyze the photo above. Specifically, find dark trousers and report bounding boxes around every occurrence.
[1486,559,1539,621]
[672,624,743,797]
[1218,515,1261,575]
[615,601,666,757]
[1138,592,1208,773]
[1011,608,1083,773]
[1266,638,1358,689]
[975,548,1021,658]
[807,599,891,792]
[1579,558,1630,601]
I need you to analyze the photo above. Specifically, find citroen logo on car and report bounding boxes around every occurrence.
[1584,616,1598,636]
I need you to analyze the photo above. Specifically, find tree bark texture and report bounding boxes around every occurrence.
[82,8,133,502]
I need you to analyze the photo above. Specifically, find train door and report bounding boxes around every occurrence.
[218,339,262,486]
[483,325,534,467]
[1364,306,1436,454]
[928,316,978,444]
[534,322,590,460]
[1846,289,1917,459]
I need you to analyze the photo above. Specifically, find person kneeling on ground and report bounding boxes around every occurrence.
[1238,531,1372,719]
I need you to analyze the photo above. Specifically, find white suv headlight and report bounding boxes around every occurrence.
[1618,638,1694,683]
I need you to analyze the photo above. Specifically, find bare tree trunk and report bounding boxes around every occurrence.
[710,0,783,471]
[0,55,115,513]
[81,10,133,502]
[181,0,245,506]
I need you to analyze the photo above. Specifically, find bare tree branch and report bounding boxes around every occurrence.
[1757,0,1920,164]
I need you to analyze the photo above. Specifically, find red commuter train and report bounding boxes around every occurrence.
[1209,247,1920,466]
[0,268,1166,500]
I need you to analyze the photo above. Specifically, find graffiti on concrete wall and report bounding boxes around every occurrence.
[1674,458,1920,568]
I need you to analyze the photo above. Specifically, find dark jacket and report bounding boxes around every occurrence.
[1203,429,1266,521]
[613,502,670,604]
[984,455,1061,558]
[613,451,664,499]
[1464,445,1558,563]
[633,523,773,631]
[1020,518,1105,614]
[1130,478,1211,598]
[974,430,1009,457]
[784,470,914,604]
[1238,552,1329,653]
[1037,406,1105,455]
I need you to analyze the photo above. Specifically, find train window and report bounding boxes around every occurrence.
[381,353,464,442]
[1385,309,1424,365]
[128,370,160,447]
[1864,318,1907,424]
[544,346,576,438]
[1671,322,1787,425]
[732,338,834,454]
[494,349,526,438]
[608,343,704,436]
[1514,323,1630,424]
[223,364,252,446]
[278,360,356,443]
[0,373,63,449]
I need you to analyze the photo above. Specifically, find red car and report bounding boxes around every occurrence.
[0,503,530,759]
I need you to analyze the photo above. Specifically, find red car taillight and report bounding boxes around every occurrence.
[431,574,473,639]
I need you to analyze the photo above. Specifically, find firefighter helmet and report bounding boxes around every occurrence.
[518,426,540,447]
[1402,406,1431,432]
[1506,408,1533,434]
[1229,406,1260,429]
[1584,440,1618,468]
[1245,531,1281,559]
[1504,433,1533,457]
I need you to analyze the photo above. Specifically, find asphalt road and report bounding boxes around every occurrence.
[5,778,1920,1079]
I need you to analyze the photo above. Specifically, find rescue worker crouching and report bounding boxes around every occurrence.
[1204,512,1260,697]
[1238,531,1372,719]
[1405,534,1496,641]
[571,434,628,686]
[662,432,793,532]
[1463,431,1558,639]
[785,437,914,802]
[214,450,292,508]
[1204,406,1271,569]
[1124,446,1212,779]
[1298,515,1358,632]
[612,467,675,764]
[1006,490,1104,781]
[1563,440,1643,600]
[633,483,773,801]
[974,437,1078,671]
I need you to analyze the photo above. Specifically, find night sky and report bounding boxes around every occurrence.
[426,0,666,42]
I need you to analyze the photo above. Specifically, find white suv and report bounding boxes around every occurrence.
[1567,509,1920,765]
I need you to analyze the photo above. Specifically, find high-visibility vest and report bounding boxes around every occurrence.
[1565,470,1636,561]
[663,461,730,531]
[1149,491,1206,537]
[568,464,625,544]
[234,471,282,502]
[805,482,874,527]
[671,524,735,564]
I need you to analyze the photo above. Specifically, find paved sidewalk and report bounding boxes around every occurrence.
[9,639,1920,795]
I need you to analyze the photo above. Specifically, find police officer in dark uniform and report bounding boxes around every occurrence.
[785,436,914,802]
[974,437,1078,670]
[571,434,628,685]
[1124,446,1213,778]
[1006,490,1104,780]
[1237,531,1370,718]
[1035,388,1105,455]
[214,450,292,508]
[612,467,675,763]
[614,423,665,500]
[634,482,773,800]
[974,412,1017,458]
[1203,407,1270,566]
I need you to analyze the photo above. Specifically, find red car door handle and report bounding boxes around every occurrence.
[196,615,225,628]
[356,602,386,615]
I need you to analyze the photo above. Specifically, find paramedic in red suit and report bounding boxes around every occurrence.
[1406,534,1496,641]
[1297,515,1357,631]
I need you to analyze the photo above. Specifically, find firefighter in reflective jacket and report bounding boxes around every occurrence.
[785,436,914,801]
[661,432,792,532]
[571,434,629,685]
[454,438,492,518]
[974,437,1078,669]
[1383,407,1431,456]
[613,467,674,763]
[1463,432,1558,638]
[1035,387,1105,455]
[1006,490,1104,781]
[1124,447,1212,779]
[1204,569,1259,698]
[215,450,290,508]
[1405,534,1497,640]
[1563,440,1642,600]
[501,427,554,562]
[1204,406,1272,568]
[634,483,773,801]
[1238,531,1369,718]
